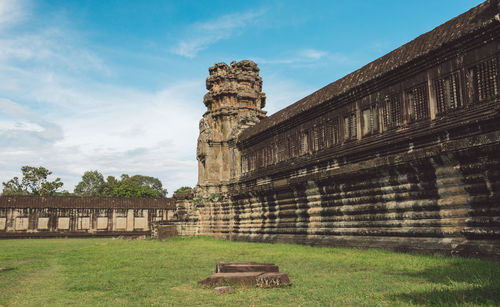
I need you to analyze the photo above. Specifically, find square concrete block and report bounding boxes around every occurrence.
[58,217,70,230]
[97,217,108,230]
[134,217,147,229]
[0,218,6,230]
[78,217,90,230]
[38,217,49,230]
[115,217,127,230]
[15,217,29,230]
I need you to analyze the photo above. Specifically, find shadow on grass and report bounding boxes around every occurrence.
[0,267,16,273]
[390,259,500,306]
[394,285,499,306]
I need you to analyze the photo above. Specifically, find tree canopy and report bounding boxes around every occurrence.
[2,167,168,198]
[73,170,105,197]
[2,166,64,196]
[73,171,167,198]
[174,186,192,194]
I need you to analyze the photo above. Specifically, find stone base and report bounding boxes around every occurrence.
[199,261,292,288]
[256,272,292,288]
[214,286,234,295]
[199,272,264,286]
[216,261,279,273]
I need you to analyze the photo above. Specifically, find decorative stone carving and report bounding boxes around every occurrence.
[196,60,266,194]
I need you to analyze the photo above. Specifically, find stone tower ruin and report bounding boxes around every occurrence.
[196,60,266,196]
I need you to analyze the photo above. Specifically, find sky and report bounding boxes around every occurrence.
[0,0,484,195]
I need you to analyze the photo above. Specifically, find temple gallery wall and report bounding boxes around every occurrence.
[1,0,499,258]
[191,0,500,258]
[0,196,176,238]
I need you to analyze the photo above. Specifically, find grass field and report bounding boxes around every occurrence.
[0,236,498,306]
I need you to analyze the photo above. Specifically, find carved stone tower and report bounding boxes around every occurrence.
[196,60,266,195]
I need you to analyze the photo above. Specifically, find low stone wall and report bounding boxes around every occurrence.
[0,196,176,238]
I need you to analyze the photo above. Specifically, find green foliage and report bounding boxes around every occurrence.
[73,172,167,198]
[0,237,499,306]
[209,193,221,200]
[112,174,167,198]
[101,176,119,197]
[74,170,105,197]
[174,186,192,194]
[53,190,73,196]
[2,166,64,196]
[1,177,26,196]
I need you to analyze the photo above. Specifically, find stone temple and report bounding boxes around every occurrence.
[1,0,499,258]
[191,0,500,257]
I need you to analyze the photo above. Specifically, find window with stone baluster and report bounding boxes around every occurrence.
[435,72,461,114]
[407,84,429,121]
[468,57,498,104]
[382,93,403,130]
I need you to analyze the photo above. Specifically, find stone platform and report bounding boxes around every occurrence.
[199,262,292,288]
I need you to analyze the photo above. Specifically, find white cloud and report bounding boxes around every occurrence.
[0,98,64,150]
[0,79,203,194]
[255,48,351,66]
[300,49,328,60]
[0,0,27,30]
[0,2,317,196]
[172,9,266,58]
[0,3,203,195]
[262,76,314,115]
[0,28,110,75]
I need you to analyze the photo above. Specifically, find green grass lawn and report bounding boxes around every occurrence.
[0,237,498,306]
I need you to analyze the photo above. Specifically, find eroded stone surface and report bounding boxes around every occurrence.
[216,262,279,273]
[199,262,291,288]
[256,273,292,288]
[196,60,266,197]
[199,272,264,287]
[214,286,234,295]
[188,1,500,258]
[0,196,175,238]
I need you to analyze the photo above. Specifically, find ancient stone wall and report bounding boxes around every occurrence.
[0,196,176,238]
[191,1,500,257]
[171,192,200,236]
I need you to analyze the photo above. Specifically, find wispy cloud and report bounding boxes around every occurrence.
[0,1,202,194]
[255,48,351,66]
[172,9,266,58]
[0,28,110,76]
[263,77,314,115]
[0,0,27,30]
[299,49,328,60]
[0,98,64,149]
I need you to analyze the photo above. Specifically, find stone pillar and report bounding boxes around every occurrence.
[126,209,134,231]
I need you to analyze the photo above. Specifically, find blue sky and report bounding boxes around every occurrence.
[0,0,484,195]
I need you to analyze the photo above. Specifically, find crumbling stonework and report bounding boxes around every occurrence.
[199,262,292,288]
[196,60,266,197]
[171,192,199,236]
[188,0,500,257]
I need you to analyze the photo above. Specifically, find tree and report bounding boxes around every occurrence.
[174,186,192,194]
[72,171,167,198]
[101,175,119,197]
[2,166,64,196]
[112,174,167,198]
[2,177,27,196]
[74,171,105,197]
